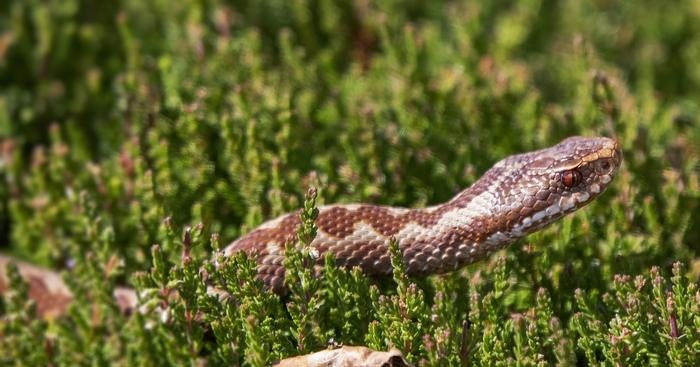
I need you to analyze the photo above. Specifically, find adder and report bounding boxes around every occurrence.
[0,136,622,317]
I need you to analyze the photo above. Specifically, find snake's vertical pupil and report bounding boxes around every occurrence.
[562,170,582,187]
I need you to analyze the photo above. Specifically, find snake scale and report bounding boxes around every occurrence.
[1,136,622,317]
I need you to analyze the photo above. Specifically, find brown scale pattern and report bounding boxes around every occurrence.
[232,213,301,254]
[315,205,456,238]
[235,200,509,293]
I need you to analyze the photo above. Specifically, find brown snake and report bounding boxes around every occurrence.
[1,136,621,317]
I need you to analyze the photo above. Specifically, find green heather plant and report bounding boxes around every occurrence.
[1,0,699,365]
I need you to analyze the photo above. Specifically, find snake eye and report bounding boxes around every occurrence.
[561,170,582,187]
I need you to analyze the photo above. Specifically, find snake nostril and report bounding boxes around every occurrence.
[595,159,614,174]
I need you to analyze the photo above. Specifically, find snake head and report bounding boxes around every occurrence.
[492,136,622,236]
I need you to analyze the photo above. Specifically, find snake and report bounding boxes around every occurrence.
[0,136,622,317]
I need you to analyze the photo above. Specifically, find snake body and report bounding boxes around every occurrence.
[1,136,621,316]
[224,136,622,293]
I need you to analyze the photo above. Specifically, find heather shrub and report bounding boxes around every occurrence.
[1,0,698,365]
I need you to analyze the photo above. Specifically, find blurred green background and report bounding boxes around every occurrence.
[0,0,699,365]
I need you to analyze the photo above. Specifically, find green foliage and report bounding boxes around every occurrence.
[0,263,52,366]
[1,0,699,365]
[285,188,323,353]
